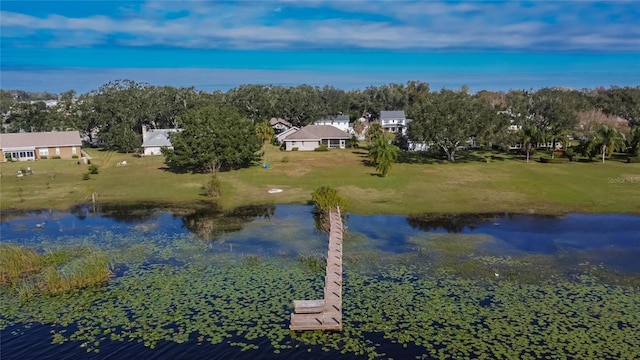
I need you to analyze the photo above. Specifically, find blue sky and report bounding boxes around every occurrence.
[1,0,639,94]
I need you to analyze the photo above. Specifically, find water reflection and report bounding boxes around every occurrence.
[182,205,275,240]
[1,205,639,272]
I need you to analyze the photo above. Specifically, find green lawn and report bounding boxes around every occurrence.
[1,146,639,214]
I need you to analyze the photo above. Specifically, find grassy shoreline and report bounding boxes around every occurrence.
[1,146,639,215]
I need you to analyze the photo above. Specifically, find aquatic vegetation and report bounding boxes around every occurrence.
[2,207,640,359]
[2,253,639,359]
[0,245,42,284]
[0,245,112,297]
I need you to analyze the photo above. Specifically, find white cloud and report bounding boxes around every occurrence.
[1,1,638,51]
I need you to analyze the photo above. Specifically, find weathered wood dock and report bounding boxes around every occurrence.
[290,207,343,331]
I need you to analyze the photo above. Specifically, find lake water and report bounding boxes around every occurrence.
[1,205,639,359]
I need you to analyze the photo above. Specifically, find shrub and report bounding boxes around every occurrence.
[314,143,329,152]
[71,155,79,159]
[203,174,221,197]
[291,147,299,151]
[311,186,348,213]
[82,173,91,180]
[627,157,640,163]
[564,148,576,161]
[88,164,99,174]
[51,156,61,159]
[281,156,289,163]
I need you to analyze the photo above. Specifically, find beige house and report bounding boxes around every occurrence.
[283,125,351,151]
[0,131,83,162]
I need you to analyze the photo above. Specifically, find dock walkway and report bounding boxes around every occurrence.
[290,208,343,331]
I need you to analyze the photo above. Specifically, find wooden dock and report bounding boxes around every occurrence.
[290,207,343,331]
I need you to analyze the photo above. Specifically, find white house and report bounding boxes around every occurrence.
[283,125,351,151]
[379,110,411,135]
[141,127,180,156]
[313,115,351,133]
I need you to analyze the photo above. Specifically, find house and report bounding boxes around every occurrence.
[282,125,351,151]
[379,110,411,135]
[0,131,82,162]
[275,126,299,144]
[269,118,293,135]
[313,115,351,133]
[141,127,180,156]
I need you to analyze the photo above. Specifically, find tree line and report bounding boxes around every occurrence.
[1,81,639,171]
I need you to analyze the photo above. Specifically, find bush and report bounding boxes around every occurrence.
[314,143,329,152]
[281,156,289,163]
[51,156,61,159]
[82,173,91,180]
[203,174,221,197]
[311,186,348,213]
[291,147,299,151]
[540,157,569,164]
[627,157,640,163]
[71,155,79,159]
[564,148,576,161]
[88,164,99,174]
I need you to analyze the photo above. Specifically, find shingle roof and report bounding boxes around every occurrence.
[270,117,292,127]
[0,131,82,149]
[380,110,406,120]
[142,129,179,148]
[285,125,351,141]
[317,114,350,122]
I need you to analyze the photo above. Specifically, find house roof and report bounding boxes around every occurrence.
[0,131,82,149]
[276,126,299,140]
[142,129,179,148]
[380,110,406,120]
[269,117,292,127]
[316,114,350,122]
[285,125,351,141]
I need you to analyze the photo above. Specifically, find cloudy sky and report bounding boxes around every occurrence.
[1,0,639,94]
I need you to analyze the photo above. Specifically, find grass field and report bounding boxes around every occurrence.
[1,145,638,214]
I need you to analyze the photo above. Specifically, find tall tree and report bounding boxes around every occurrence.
[163,105,261,173]
[408,89,497,162]
[531,88,579,156]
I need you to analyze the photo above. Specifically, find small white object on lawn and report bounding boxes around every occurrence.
[268,188,283,193]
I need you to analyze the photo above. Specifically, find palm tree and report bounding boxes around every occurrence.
[255,120,274,164]
[365,122,384,145]
[520,123,540,163]
[369,137,399,177]
[594,125,626,163]
[547,123,568,159]
[629,126,640,156]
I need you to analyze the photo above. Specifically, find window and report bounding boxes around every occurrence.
[55,147,60,155]
[71,146,77,155]
[39,148,49,156]
[292,141,297,145]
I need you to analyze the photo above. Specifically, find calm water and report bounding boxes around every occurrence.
[1,205,639,359]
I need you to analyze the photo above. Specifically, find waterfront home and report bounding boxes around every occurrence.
[313,114,351,133]
[283,125,351,151]
[141,127,180,156]
[0,131,82,161]
[380,110,411,135]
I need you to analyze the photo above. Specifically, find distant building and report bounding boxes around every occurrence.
[0,131,82,161]
[269,118,293,134]
[282,125,351,151]
[313,114,351,133]
[141,127,180,156]
[379,111,411,135]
